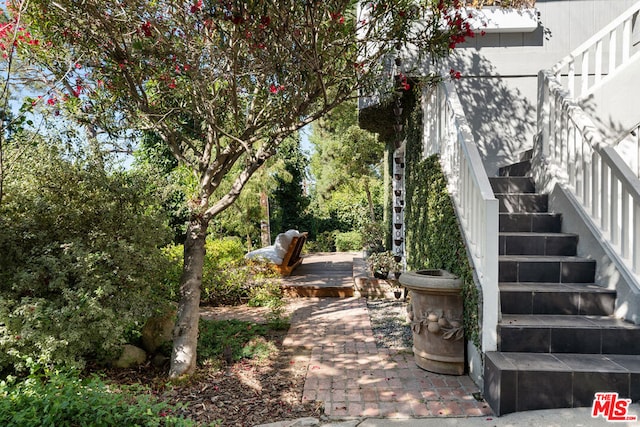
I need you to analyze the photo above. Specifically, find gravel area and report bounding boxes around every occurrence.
[366,299,413,349]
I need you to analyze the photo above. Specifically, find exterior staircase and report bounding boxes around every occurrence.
[483,151,640,415]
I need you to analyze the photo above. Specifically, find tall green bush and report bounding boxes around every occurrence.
[0,142,172,373]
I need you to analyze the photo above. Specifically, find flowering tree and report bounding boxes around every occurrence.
[0,1,47,205]
[12,0,476,377]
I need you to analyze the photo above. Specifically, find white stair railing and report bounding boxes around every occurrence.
[552,1,640,99]
[614,123,640,178]
[423,82,500,353]
[538,70,640,278]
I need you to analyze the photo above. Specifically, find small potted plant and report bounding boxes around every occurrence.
[367,250,401,279]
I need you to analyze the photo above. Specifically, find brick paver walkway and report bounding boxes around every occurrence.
[283,297,492,419]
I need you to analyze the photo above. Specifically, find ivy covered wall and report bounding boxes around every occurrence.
[402,87,481,348]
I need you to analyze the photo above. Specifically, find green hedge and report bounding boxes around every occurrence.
[334,231,363,252]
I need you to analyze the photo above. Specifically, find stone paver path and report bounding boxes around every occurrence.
[283,297,492,419]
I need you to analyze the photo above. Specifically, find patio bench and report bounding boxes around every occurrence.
[245,230,308,276]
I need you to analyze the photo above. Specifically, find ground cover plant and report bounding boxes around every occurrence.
[0,315,310,426]
[102,315,314,426]
[0,370,197,427]
[198,319,274,364]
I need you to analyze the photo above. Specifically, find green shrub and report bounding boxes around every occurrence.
[334,231,363,252]
[163,237,279,306]
[306,230,337,252]
[247,281,282,308]
[205,238,247,267]
[0,142,172,373]
[247,282,289,330]
[0,370,196,426]
[360,221,384,252]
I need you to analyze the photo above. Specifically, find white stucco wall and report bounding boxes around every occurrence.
[430,0,640,175]
[581,55,640,141]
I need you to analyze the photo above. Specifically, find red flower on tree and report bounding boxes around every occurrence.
[269,84,284,94]
[397,73,410,91]
[260,16,271,27]
[330,12,345,24]
[140,21,152,37]
[190,0,203,14]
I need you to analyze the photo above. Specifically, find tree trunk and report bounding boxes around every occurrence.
[169,215,207,378]
[364,179,376,222]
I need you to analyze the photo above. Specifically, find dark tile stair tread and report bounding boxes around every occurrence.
[499,212,562,222]
[499,232,579,237]
[500,314,639,329]
[494,192,545,196]
[519,149,534,161]
[489,177,536,193]
[498,160,531,177]
[500,212,561,216]
[486,351,640,373]
[499,213,563,232]
[503,159,531,167]
[490,177,534,181]
[553,353,635,371]
[499,255,594,262]
[490,176,534,181]
[499,282,614,293]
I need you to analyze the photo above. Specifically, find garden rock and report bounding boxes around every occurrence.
[113,344,147,368]
[141,308,176,353]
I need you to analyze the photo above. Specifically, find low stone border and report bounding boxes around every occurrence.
[352,257,403,299]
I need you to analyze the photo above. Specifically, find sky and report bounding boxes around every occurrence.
[300,123,314,157]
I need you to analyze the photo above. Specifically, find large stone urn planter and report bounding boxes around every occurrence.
[400,269,465,375]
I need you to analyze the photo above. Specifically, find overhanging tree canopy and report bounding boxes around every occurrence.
[11,0,478,377]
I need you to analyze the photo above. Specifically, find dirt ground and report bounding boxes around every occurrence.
[107,298,409,426]
[107,302,321,427]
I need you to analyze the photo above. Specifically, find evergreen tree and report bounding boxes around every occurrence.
[270,136,310,239]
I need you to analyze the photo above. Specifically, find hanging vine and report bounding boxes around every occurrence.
[403,86,480,349]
